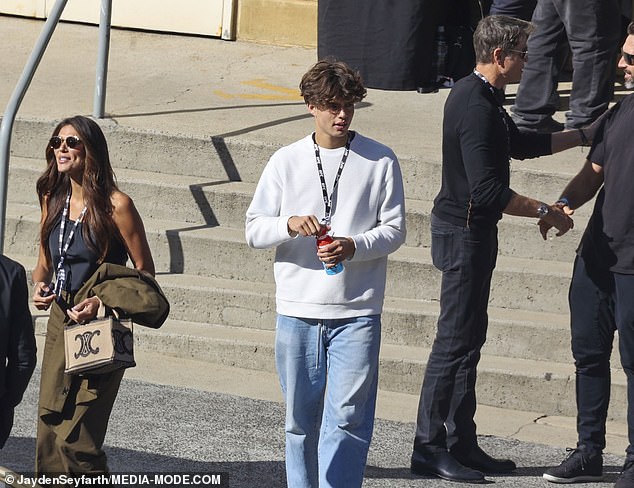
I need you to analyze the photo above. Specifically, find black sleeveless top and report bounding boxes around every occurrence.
[48,217,127,294]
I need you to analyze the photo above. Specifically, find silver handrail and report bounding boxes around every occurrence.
[0,0,112,253]
[94,0,113,118]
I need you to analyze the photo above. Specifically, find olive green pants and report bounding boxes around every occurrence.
[35,305,124,484]
[35,370,123,477]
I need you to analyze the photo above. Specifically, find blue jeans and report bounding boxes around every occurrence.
[275,314,381,488]
[414,214,498,453]
[569,255,634,458]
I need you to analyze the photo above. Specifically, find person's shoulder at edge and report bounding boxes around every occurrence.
[264,134,314,166]
[276,134,313,153]
[110,190,153,221]
[447,73,491,106]
[445,74,495,129]
[0,254,22,274]
[449,72,478,92]
[349,132,399,165]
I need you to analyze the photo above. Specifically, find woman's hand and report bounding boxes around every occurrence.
[33,282,56,310]
[67,296,102,324]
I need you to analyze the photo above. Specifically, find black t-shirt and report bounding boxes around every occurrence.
[432,73,551,229]
[581,94,634,274]
[49,218,128,294]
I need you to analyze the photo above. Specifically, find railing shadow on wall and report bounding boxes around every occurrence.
[163,102,373,275]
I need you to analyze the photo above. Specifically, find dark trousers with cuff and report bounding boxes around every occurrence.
[510,0,619,129]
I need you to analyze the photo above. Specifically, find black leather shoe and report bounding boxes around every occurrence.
[411,449,485,483]
[450,445,517,473]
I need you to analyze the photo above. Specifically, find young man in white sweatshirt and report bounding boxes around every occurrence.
[245,59,406,488]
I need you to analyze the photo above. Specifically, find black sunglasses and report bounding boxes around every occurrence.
[623,49,634,66]
[49,135,82,149]
[508,49,528,61]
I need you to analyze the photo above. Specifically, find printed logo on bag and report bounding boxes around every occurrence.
[74,330,101,359]
[114,329,133,355]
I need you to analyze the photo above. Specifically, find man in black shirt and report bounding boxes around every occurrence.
[411,15,600,483]
[540,22,634,488]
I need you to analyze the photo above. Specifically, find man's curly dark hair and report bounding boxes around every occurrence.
[300,59,367,107]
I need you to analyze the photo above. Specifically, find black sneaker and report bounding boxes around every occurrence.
[543,448,603,483]
[616,459,634,488]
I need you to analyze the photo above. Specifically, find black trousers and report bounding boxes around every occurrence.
[489,0,536,20]
[569,255,634,458]
[511,0,620,129]
[414,215,498,453]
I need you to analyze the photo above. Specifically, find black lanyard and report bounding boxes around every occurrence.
[53,190,87,296]
[473,70,510,155]
[313,131,354,225]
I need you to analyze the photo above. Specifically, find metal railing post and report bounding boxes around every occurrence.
[0,0,69,253]
[93,0,113,119]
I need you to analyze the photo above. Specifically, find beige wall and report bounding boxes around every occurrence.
[0,0,317,46]
[236,0,317,47]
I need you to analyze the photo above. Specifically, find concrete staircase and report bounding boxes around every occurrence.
[5,116,625,423]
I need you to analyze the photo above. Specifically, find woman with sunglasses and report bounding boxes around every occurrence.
[31,115,154,476]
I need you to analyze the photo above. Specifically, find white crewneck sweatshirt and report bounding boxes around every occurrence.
[245,132,406,318]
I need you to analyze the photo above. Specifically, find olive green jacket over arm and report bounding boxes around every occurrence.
[40,263,170,414]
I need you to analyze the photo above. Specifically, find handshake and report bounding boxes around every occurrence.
[537,199,574,240]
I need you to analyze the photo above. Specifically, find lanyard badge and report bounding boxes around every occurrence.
[313,131,354,226]
[53,191,87,298]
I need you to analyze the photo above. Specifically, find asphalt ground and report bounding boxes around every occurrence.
[0,363,626,488]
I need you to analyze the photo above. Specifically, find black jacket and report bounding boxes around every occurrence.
[0,255,37,448]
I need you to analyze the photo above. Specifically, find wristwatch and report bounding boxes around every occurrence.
[537,203,549,219]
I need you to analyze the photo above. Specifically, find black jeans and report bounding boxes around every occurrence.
[570,255,634,458]
[414,214,498,453]
[511,0,620,129]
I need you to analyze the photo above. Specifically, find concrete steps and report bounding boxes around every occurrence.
[29,313,627,423]
[11,154,590,260]
[5,204,578,314]
[18,250,575,363]
[9,118,588,198]
[7,117,619,423]
[19,240,599,421]
[8,156,255,226]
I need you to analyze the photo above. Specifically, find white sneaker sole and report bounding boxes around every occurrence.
[543,473,604,483]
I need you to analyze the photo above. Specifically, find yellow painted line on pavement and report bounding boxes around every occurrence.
[214,79,301,101]
[242,79,299,95]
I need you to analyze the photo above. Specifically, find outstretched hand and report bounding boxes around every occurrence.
[539,203,574,240]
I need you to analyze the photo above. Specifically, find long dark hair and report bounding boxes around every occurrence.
[36,115,121,264]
